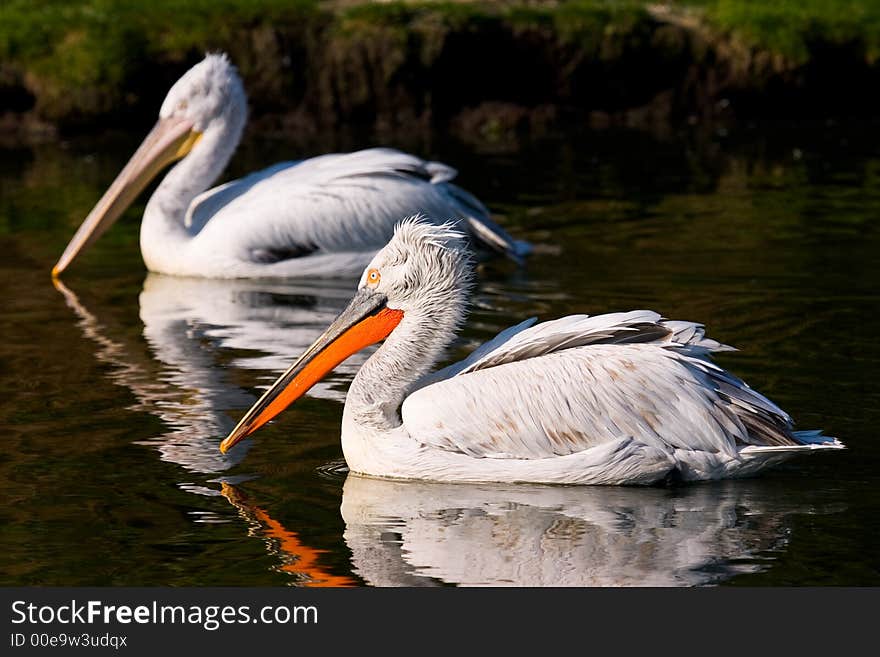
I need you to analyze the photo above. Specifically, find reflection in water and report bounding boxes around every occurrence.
[220,483,356,587]
[54,276,360,583]
[55,274,366,474]
[139,273,364,384]
[340,475,831,586]
[136,274,373,472]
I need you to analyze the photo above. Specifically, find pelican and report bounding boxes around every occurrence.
[52,54,527,279]
[219,218,843,485]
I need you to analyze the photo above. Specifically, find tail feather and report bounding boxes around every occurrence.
[464,216,531,264]
[794,430,845,447]
[444,183,531,263]
[740,431,844,454]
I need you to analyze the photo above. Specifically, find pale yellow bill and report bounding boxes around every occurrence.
[52,116,202,277]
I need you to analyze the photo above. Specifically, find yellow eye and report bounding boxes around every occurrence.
[367,268,380,285]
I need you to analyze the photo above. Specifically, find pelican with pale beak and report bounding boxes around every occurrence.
[52,54,527,279]
[53,113,202,277]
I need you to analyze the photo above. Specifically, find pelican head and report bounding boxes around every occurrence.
[355,216,473,316]
[159,53,246,134]
[219,217,473,453]
[52,53,247,276]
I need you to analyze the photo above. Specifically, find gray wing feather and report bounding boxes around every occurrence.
[186,148,525,262]
[454,311,731,375]
[403,312,798,461]
[424,160,457,183]
[444,182,531,262]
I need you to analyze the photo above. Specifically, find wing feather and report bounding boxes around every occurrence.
[403,312,797,461]
[186,147,525,262]
[446,311,732,378]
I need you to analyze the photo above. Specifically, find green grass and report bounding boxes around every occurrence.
[0,0,320,118]
[3,0,880,126]
[679,0,880,63]
[0,0,319,59]
[7,0,878,67]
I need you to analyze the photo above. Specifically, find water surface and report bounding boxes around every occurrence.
[1,122,878,585]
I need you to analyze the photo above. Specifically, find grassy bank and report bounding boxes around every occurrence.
[2,1,880,137]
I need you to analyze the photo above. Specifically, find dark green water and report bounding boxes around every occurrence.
[1,121,878,586]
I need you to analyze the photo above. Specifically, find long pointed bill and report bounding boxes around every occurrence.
[52,116,203,277]
[219,289,404,454]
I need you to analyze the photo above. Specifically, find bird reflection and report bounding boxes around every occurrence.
[54,275,360,584]
[213,474,835,587]
[339,475,831,586]
[54,274,365,474]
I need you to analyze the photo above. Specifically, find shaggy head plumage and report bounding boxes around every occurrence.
[359,215,474,322]
[159,52,247,132]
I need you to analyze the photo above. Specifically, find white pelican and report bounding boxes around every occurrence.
[52,53,527,279]
[219,218,843,485]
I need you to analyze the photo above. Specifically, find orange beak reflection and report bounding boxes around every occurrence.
[221,482,356,587]
[219,288,403,454]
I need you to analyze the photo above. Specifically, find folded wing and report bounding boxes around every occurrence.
[402,312,799,460]
[187,147,525,262]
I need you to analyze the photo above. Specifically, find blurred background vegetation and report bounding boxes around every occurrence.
[2,1,880,138]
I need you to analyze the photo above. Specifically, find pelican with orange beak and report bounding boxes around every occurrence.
[53,54,526,279]
[219,218,842,485]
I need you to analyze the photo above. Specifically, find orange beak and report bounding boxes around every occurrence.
[219,288,403,454]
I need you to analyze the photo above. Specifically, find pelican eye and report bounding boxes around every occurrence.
[366,268,381,286]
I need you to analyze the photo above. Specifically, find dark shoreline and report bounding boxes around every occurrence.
[2,2,880,142]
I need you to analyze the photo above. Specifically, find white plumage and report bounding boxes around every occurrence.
[221,218,843,484]
[166,146,523,278]
[53,54,526,278]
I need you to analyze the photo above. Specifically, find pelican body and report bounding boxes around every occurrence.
[219,219,843,485]
[52,54,526,279]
